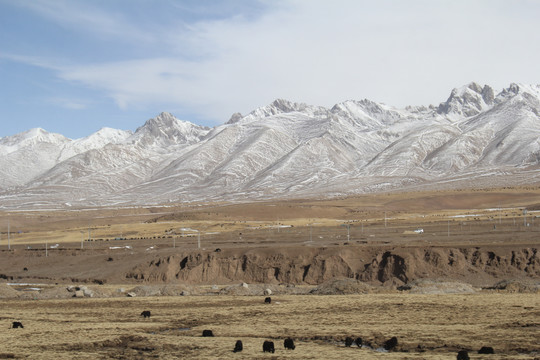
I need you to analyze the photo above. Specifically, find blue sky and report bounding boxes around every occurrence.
[1,0,540,139]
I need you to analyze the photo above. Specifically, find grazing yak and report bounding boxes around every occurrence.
[12,322,24,329]
[263,340,275,353]
[355,337,363,347]
[140,310,151,318]
[384,336,398,351]
[478,346,494,354]
[202,329,214,337]
[233,340,243,353]
[457,350,470,360]
[284,338,295,350]
[344,337,353,347]
[264,297,271,304]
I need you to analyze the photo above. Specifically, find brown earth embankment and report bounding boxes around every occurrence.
[125,245,539,287]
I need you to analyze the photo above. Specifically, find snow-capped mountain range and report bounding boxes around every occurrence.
[2,82,540,209]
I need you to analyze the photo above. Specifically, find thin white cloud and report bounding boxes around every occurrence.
[8,0,154,43]
[4,0,540,124]
[47,97,89,110]
[0,52,64,70]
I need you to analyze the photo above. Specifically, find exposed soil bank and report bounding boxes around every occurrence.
[125,245,539,287]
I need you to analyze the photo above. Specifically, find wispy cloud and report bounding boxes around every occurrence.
[47,97,89,110]
[8,0,154,43]
[0,52,63,70]
[3,0,540,125]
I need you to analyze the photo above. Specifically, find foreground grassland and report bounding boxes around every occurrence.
[1,293,539,359]
[1,188,539,359]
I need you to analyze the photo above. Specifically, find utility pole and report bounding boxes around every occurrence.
[340,223,351,242]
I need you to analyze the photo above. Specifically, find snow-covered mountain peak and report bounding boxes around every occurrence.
[2,82,540,209]
[8,127,66,142]
[131,112,210,147]
[139,112,178,130]
[226,112,244,125]
[56,127,132,162]
[330,99,424,130]
[496,83,540,103]
[270,98,303,112]
[20,127,48,138]
[438,82,495,118]
[0,127,69,152]
[241,99,327,123]
[82,127,132,142]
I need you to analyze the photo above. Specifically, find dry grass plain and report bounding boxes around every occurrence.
[3,186,540,248]
[1,293,539,359]
[1,187,539,359]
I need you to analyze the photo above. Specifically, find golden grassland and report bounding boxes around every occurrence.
[3,186,540,248]
[1,293,539,359]
[1,187,539,359]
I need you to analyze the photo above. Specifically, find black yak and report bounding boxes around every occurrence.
[140,310,151,318]
[264,297,271,304]
[478,346,494,354]
[202,329,214,337]
[263,340,275,353]
[284,338,295,350]
[12,322,24,329]
[233,340,243,353]
[457,350,470,360]
[344,337,353,347]
[384,336,398,351]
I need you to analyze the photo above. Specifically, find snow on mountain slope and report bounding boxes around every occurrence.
[362,123,461,177]
[331,99,428,131]
[123,120,300,202]
[0,128,70,189]
[58,127,133,162]
[437,82,495,119]
[1,83,540,209]
[19,113,209,202]
[0,126,134,190]
[425,84,540,171]
[129,112,210,149]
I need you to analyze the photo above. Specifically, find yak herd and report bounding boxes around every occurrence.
[8,297,496,358]
[131,296,493,358]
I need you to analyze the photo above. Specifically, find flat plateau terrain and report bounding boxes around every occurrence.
[0,187,539,358]
[1,293,539,359]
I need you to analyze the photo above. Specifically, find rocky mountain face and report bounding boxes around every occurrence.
[1,83,540,209]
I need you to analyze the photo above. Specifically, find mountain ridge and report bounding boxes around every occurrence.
[1,83,540,209]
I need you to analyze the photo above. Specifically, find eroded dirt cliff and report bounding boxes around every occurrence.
[125,245,539,286]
